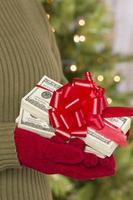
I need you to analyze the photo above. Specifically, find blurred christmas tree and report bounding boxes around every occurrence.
[41,0,133,106]
[41,0,133,200]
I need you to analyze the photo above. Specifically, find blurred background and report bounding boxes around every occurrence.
[41,0,133,199]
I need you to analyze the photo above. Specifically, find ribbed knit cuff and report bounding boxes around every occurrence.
[0,123,21,170]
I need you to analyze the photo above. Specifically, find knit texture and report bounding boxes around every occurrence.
[0,0,65,199]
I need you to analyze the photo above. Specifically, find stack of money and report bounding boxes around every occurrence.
[17,108,55,139]
[21,76,62,123]
[84,117,131,158]
[16,76,131,159]
[16,76,61,139]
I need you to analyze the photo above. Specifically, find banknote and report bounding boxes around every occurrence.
[37,76,62,92]
[83,117,131,156]
[85,146,106,158]
[18,108,55,139]
[21,76,62,122]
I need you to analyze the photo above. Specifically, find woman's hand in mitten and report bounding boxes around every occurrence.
[41,137,116,180]
[14,128,98,172]
[65,129,129,180]
[14,127,86,167]
[14,127,116,180]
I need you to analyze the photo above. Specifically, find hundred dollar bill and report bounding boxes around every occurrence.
[21,76,62,122]
[18,108,55,139]
[85,145,106,158]
[85,146,106,158]
[83,117,131,157]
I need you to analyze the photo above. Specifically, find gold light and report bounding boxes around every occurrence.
[47,14,50,20]
[70,64,77,72]
[78,19,85,26]
[107,98,112,104]
[97,57,104,64]
[114,75,121,82]
[51,27,55,32]
[79,35,86,42]
[48,0,54,3]
[73,35,80,43]
[97,75,104,82]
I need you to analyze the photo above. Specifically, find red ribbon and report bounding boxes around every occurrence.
[38,72,133,146]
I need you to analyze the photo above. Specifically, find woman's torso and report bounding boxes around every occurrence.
[0,0,63,199]
[0,0,62,122]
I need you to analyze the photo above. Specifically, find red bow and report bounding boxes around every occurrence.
[40,72,133,147]
[48,72,133,146]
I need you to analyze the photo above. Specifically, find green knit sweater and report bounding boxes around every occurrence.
[0,0,65,199]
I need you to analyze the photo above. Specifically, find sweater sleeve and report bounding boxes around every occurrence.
[0,123,21,170]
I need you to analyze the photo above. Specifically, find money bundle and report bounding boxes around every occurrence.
[84,117,131,157]
[21,76,62,123]
[18,108,55,139]
[16,76,131,159]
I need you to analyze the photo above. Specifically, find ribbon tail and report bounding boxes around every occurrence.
[98,120,127,147]
[102,107,133,118]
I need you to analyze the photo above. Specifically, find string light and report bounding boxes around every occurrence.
[114,75,121,82]
[47,14,50,20]
[79,35,86,42]
[73,35,80,43]
[70,64,77,72]
[78,19,85,26]
[107,98,112,104]
[74,35,86,43]
[48,0,54,3]
[97,57,104,64]
[51,27,56,32]
[97,75,104,82]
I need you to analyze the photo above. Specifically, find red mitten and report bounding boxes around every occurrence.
[41,155,115,180]
[63,138,116,180]
[14,127,116,180]
[14,127,85,165]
